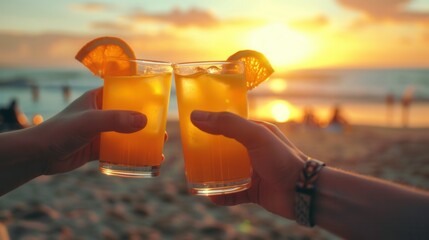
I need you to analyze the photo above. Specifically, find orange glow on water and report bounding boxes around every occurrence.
[252,99,297,123]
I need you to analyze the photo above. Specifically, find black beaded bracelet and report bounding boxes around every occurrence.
[294,158,325,227]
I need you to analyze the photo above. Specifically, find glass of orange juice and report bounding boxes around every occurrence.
[99,59,172,178]
[174,61,252,195]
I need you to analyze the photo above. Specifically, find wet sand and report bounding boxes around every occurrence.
[0,120,428,239]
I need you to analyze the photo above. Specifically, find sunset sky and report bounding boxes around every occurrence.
[1,0,429,71]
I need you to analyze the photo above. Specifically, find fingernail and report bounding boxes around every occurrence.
[191,110,210,121]
[131,113,147,128]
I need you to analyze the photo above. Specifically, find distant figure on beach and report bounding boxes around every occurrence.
[385,92,394,126]
[191,110,429,240]
[301,106,320,128]
[401,87,414,128]
[0,99,30,132]
[31,84,40,103]
[62,85,71,102]
[326,104,349,132]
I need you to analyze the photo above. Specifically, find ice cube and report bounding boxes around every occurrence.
[207,66,221,74]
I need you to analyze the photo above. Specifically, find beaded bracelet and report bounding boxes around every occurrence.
[294,158,325,227]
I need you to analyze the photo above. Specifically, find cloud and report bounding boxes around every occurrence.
[337,0,409,16]
[90,21,132,32]
[0,31,212,67]
[87,6,262,35]
[0,32,89,67]
[70,2,113,13]
[128,7,219,28]
[290,15,329,31]
[336,0,429,24]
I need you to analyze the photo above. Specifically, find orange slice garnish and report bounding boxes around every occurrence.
[75,36,136,77]
[227,50,274,90]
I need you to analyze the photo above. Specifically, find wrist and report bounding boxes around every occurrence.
[22,126,47,176]
[0,127,46,196]
[294,158,325,227]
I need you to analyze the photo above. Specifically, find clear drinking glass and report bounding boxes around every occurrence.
[99,59,172,178]
[174,61,252,195]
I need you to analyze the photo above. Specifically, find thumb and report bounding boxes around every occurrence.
[79,110,147,137]
[190,110,270,149]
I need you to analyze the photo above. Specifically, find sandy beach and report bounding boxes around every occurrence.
[0,120,428,239]
[2,0,429,238]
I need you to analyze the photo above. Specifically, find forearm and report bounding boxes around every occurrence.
[315,167,429,239]
[0,127,44,196]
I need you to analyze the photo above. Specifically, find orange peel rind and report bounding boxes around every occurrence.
[75,36,136,77]
[228,50,274,90]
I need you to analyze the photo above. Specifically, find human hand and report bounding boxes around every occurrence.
[191,110,307,219]
[33,88,147,175]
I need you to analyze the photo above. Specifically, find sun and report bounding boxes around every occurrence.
[271,100,292,123]
[251,99,297,123]
[246,23,314,70]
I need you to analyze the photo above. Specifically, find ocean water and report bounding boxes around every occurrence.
[250,68,429,127]
[1,68,429,127]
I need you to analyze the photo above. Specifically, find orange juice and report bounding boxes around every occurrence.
[174,61,251,195]
[99,60,172,178]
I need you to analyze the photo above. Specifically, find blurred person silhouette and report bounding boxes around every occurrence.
[385,92,395,126]
[0,88,147,196]
[0,99,30,132]
[301,106,320,129]
[191,110,429,240]
[31,84,40,103]
[62,84,71,102]
[401,87,414,128]
[326,104,349,133]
